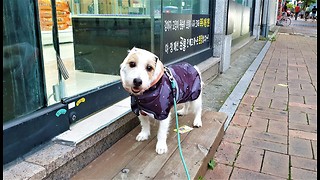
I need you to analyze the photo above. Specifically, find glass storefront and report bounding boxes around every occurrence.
[228,0,254,41]
[3,0,213,164]
[3,1,45,123]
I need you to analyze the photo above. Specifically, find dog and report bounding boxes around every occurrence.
[120,47,203,154]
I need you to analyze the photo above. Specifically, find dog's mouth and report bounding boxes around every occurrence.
[131,87,142,94]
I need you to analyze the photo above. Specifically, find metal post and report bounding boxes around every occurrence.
[261,0,270,38]
[150,0,154,53]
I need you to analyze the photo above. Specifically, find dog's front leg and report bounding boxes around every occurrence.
[156,112,171,154]
[136,115,150,141]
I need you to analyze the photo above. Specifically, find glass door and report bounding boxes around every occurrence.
[38,0,162,123]
[3,0,46,123]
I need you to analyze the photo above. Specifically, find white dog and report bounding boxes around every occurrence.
[120,47,203,154]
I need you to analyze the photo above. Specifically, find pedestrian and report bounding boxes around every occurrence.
[283,2,288,16]
[300,9,305,18]
[295,5,300,20]
[311,6,317,21]
[305,6,311,21]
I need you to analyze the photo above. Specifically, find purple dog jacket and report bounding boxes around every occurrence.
[131,62,201,120]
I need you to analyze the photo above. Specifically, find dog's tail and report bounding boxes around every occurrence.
[194,65,205,89]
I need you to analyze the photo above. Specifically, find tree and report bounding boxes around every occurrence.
[299,0,317,9]
[287,3,294,9]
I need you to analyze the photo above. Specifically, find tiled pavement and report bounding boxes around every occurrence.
[204,25,317,179]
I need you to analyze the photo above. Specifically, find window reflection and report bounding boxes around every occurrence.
[3,0,45,123]
[38,0,210,106]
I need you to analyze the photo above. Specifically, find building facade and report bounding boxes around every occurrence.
[3,0,279,165]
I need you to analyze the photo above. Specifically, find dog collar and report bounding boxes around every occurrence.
[149,70,164,89]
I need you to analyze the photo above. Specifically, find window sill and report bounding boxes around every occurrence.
[53,97,132,146]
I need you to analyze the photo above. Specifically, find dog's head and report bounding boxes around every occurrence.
[120,47,164,95]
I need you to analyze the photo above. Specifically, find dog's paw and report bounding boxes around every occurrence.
[193,120,202,127]
[136,132,150,141]
[156,141,168,154]
[177,109,187,116]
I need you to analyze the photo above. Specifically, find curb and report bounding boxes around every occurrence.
[219,39,272,131]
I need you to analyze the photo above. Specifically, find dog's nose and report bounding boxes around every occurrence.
[133,78,142,87]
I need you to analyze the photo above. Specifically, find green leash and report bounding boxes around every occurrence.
[165,67,191,180]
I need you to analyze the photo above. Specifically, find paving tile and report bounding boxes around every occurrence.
[245,87,260,97]
[252,106,288,116]
[304,96,317,107]
[311,140,317,159]
[254,97,272,108]
[214,141,240,166]
[241,136,287,154]
[259,91,288,99]
[289,102,317,110]
[289,106,317,114]
[270,99,288,111]
[268,119,288,136]
[223,125,245,144]
[289,137,313,159]
[230,167,283,180]
[289,129,317,141]
[244,128,287,144]
[204,163,233,180]
[236,103,253,116]
[234,146,264,172]
[289,122,317,133]
[289,89,317,97]
[240,94,257,106]
[307,113,317,126]
[230,113,250,127]
[288,95,304,104]
[274,86,289,97]
[300,84,316,92]
[251,76,263,85]
[247,116,268,131]
[251,111,288,122]
[291,167,317,180]
[261,151,289,179]
[287,83,301,91]
[288,111,308,125]
[291,155,317,172]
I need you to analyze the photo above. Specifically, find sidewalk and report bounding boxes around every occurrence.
[204,25,317,179]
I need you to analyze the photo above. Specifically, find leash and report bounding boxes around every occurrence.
[164,67,191,180]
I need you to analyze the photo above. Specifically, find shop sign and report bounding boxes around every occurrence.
[163,14,211,61]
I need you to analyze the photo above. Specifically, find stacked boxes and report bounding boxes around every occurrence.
[38,0,71,31]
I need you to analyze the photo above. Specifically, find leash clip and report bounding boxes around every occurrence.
[164,67,174,83]
[164,67,178,99]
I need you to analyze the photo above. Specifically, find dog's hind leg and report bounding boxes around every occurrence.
[190,93,203,127]
[156,113,171,154]
[136,115,151,141]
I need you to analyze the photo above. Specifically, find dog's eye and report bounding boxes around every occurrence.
[146,65,153,72]
[129,62,136,68]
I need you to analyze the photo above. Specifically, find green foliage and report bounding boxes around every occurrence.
[300,0,317,9]
[259,37,268,41]
[198,176,204,180]
[269,36,276,42]
[287,3,294,9]
[208,159,216,170]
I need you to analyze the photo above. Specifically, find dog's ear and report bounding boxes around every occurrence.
[128,47,138,54]
[154,58,164,76]
[155,56,159,63]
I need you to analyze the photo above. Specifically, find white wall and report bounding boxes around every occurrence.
[268,0,278,28]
